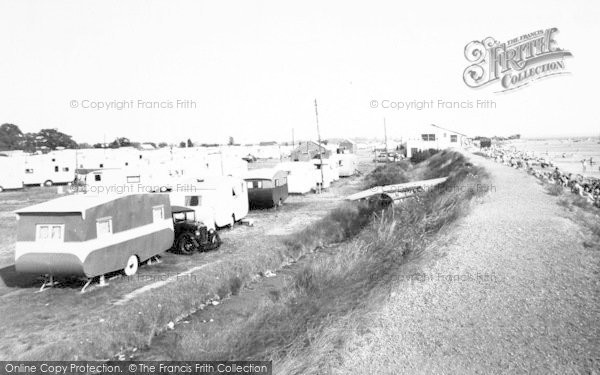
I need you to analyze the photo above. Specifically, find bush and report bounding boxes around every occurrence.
[362,161,411,189]
[410,148,439,163]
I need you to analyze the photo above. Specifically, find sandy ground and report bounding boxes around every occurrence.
[333,153,600,374]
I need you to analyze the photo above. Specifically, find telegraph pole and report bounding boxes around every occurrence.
[314,99,324,193]
[384,117,388,153]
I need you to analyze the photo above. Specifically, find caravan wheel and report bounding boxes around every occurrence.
[44,180,53,187]
[0,186,4,193]
[124,255,139,276]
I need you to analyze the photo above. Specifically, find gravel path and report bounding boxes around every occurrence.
[337,154,600,374]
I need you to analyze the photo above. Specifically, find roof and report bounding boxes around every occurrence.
[15,194,127,215]
[244,168,287,180]
[171,205,194,213]
[292,140,326,150]
[430,124,468,137]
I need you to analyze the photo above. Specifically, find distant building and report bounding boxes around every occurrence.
[405,124,470,158]
[338,139,356,154]
[290,141,331,161]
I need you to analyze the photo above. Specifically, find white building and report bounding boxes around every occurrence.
[405,124,470,158]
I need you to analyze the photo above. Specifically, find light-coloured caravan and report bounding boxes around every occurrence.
[334,154,358,177]
[275,161,314,194]
[0,158,24,192]
[84,167,179,194]
[21,151,76,186]
[171,176,249,228]
[14,194,174,280]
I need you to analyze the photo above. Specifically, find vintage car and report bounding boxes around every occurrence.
[171,205,221,254]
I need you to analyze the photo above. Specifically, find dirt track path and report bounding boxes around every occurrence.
[337,154,600,374]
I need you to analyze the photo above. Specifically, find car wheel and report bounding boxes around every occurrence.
[44,180,53,187]
[177,233,196,255]
[124,255,139,276]
[205,230,221,251]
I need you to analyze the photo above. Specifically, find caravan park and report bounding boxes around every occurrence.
[1,1,600,373]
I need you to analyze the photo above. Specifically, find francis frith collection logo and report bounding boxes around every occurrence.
[463,28,573,92]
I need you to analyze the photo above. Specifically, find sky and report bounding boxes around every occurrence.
[0,0,598,145]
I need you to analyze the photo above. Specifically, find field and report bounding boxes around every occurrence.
[0,153,374,360]
[505,137,600,177]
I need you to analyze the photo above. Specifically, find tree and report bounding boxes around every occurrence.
[228,136,235,146]
[93,143,104,149]
[35,128,78,150]
[109,137,132,148]
[0,123,24,151]
[158,142,168,148]
[187,138,193,147]
[78,142,92,149]
[179,141,186,148]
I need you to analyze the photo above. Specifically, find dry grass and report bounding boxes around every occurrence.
[545,183,564,196]
[556,194,600,249]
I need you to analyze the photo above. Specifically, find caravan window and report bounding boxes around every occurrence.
[152,205,164,221]
[247,181,263,189]
[185,196,201,207]
[451,135,458,143]
[54,166,59,172]
[36,224,64,242]
[25,169,34,174]
[94,174,102,181]
[127,175,141,183]
[96,218,113,238]
[63,167,70,172]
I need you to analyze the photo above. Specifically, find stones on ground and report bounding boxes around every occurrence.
[264,270,276,277]
[167,321,175,330]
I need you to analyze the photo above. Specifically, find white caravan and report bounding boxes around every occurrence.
[334,154,358,177]
[22,151,76,186]
[275,161,314,194]
[171,176,249,228]
[0,158,24,191]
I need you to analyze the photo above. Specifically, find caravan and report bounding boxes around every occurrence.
[244,169,289,208]
[0,157,24,192]
[14,194,174,279]
[275,161,314,194]
[21,151,76,186]
[334,154,358,177]
[170,176,249,228]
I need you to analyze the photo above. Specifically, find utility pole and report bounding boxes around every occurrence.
[384,117,388,153]
[292,128,295,149]
[314,99,324,193]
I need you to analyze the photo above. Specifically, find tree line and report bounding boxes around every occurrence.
[0,123,217,152]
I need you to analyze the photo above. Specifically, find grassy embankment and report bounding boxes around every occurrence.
[165,150,490,367]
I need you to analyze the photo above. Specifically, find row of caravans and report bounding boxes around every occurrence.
[13,176,285,284]
[12,160,358,286]
[0,152,76,190]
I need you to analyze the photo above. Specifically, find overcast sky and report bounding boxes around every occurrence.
[0,0,598,145]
